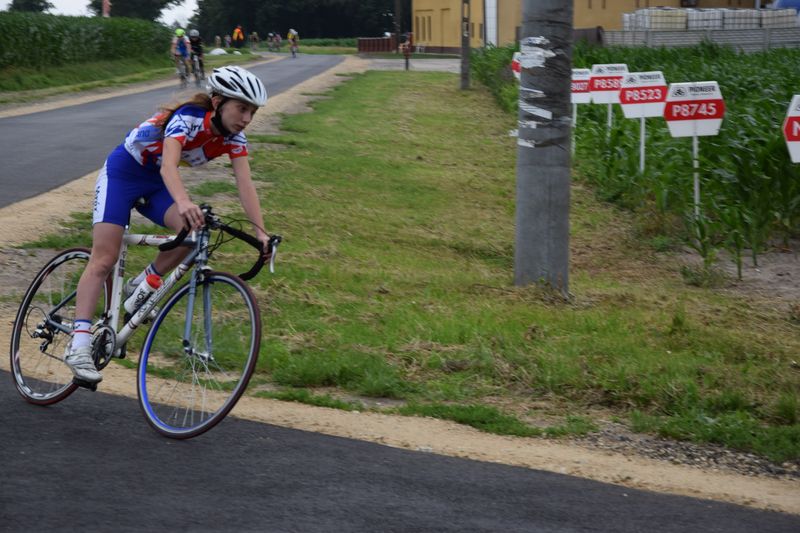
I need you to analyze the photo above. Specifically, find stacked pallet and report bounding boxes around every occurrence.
[686,9,723,30]
[761,8,798,29]
[722,9,761,30]
[621,8,798,31]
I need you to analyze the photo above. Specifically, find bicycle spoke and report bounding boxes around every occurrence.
[11,249,109,404]
[137,272,260,438]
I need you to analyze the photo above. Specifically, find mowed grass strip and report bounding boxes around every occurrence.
[22,70,799,461]
[244,71,799,462]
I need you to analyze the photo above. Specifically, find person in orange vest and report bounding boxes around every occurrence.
[232,25,245,49]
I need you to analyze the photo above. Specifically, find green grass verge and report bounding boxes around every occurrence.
[18,69,800,462]
[254,388,363,410]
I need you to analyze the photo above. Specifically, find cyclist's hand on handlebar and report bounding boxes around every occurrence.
[256,231,273,261]
[176,199,204,230]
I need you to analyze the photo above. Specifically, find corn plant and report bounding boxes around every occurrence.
[472,42,800,277]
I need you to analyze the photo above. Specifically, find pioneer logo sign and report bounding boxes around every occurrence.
[589,64,628,104]
[620,71,668,119]
[664,81,725,138]
[783,95,800,163]
[571,68,592,104]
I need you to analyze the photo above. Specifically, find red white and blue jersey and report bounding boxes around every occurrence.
[123,104,248,169]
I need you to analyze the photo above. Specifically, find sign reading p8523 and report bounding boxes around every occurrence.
[620,71,667,119]
[621,87,665,103]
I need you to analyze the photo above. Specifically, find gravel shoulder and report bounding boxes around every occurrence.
[1,55,798,515]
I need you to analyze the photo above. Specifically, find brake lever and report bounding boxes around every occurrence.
[268,235,282,273]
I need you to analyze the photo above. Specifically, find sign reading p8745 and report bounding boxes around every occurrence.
[664,81,725,137]
[783,95,800,163]
[590,64,628,104]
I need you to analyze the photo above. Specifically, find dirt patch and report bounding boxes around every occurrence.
[1,55,798,515]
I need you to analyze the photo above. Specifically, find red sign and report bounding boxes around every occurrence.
[620,86,667,105]
[572,80,589,93]
[590,76,623,92]
[511,52,521,80]
[784,116,800,142]
[664,99,726,121]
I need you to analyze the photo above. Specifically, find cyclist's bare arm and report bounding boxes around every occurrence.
[231,156,270,254]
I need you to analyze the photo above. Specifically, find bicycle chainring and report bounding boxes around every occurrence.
[92,325,116,370]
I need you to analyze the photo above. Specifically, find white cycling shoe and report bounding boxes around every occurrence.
[64,345,102,384]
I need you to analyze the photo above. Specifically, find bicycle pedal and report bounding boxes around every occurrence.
[72,378,98,392]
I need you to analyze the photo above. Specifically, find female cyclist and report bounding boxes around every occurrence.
[64,65,270,384]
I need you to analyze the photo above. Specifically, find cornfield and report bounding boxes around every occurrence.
[473,42,800,274]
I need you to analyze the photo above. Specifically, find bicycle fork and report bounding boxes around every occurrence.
[180,267,214,364]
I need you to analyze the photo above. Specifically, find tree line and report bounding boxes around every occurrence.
[194,0,409,40]
[6,0,411,39]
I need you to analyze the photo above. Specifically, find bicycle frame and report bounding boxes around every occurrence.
[105,229,204,356]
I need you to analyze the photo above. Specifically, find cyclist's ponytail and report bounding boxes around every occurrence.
[155,93,213,133]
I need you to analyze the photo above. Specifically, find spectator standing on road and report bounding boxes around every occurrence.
[250,31,259,51]
[224,34,232,48]
[232,25,245,49]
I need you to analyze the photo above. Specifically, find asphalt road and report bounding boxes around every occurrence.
[1,371,798,532]
[0,54,344,208]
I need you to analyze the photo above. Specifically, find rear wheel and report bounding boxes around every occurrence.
[137,271,260,439]
[10,248,109,404]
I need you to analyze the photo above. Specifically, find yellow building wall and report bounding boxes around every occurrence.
[411,0,759,48]
[497,0,521,46]
[412,0,486,49]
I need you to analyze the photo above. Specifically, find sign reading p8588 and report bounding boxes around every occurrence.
[664,81,725,137]
[590,64,628,104]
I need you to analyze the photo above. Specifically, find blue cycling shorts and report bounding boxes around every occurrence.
[93,144,174,228]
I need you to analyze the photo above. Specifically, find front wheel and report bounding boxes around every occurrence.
[137,271,261,439]
[10,248,109,404]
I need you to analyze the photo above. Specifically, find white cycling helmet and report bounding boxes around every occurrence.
[206,65,267,107]
[189,29,199,38]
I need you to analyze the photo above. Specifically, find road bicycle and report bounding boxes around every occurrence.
[10,205,281,439]
[191,53,205,87]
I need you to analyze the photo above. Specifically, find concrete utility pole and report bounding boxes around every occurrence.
[460,0,470,90]
[514,1,573,293]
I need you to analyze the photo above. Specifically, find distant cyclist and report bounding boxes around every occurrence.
[287,28,299,58]
[188,29,205,81]
[62,66,271,384]
[171,28,191,78]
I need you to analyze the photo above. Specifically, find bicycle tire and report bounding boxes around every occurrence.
[10,248,109,405]
[137,271,261,439]
[178,60,188,88]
